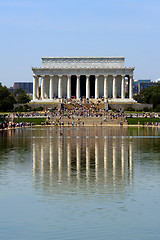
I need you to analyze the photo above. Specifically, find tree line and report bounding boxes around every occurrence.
[0,82,30,111]
[1,82,160,112]
[134,83,160,111]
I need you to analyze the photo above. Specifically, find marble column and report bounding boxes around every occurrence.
[86,75,90,99]
[104,75,108,99]
[121,75,125,99]
[44,78,48,99]
[113,75,117,98]
[49,76,54,100]
[76,75,80,99]
[33,75,37,100]
[67,75,71,99]
[58,75,62,98]
[95,75,99,99]
[36,76,39,99]
[129,75,133,99]
[41,76,45,100]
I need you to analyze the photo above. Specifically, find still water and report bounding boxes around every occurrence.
[0,127,160,240]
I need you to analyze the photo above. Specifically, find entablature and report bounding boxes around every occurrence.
[32,67,134,77]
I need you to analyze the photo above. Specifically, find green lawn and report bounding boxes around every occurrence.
[127,117,160,125]
[0,117,5,123]
[13,118,46,125]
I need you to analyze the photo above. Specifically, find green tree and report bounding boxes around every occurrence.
[14,88,30,103]
[0,83,17,111]
[134,83,160,109]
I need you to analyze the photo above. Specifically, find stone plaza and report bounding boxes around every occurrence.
[32,57,135,103]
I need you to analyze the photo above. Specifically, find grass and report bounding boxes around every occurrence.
[13,118,46,125]
[127,117,160,125]
[0,117,5,122]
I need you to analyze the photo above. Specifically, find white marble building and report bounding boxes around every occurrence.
[32,57,135,102]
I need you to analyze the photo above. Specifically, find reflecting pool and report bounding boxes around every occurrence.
[0,127,160,240]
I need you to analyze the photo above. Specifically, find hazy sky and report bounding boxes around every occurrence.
[0,0,160,87]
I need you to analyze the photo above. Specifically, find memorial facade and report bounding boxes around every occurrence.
[32,57,135,102]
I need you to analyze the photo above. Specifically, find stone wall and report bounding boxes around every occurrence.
[28,103,61,109]
[109,103,153,110]
[14,102,61,109]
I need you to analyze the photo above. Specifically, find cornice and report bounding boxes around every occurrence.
[32,67,135,70]
[42,56,125,59]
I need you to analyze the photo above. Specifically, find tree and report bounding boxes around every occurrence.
[14,88,30,104]
[134,83,160,109]
[0,83,17,111]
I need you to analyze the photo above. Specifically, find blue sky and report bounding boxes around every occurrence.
[0,0,160,87]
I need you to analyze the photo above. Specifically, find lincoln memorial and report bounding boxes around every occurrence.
[32,57,135,102]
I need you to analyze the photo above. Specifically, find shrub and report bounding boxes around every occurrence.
[125,107,136,111]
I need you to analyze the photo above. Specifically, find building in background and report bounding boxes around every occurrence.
[155,78,160,83]
[132,79,151,94]
[138,82,157,94]
[13,82,33,94]
[8,87,14,93]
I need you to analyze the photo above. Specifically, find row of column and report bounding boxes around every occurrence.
[33,75,133,100]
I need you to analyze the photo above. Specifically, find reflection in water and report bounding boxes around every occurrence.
[67,140,71,181]
[32,129,134,196]
[86,137,90,183]
[1,127,160,239]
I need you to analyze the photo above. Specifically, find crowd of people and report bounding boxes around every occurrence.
[0,121,34,130]
[1,99,160,130]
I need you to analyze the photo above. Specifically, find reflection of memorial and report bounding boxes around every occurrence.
[32,128,133,195]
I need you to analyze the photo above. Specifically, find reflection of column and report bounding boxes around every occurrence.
[95,138,99,181]
[95,76,99,99]
[67,141,71,181]
[76,137,81,182]
[76,75,80,99]
[58,75,62,98]
[33,142,36,177]
[41,145,44,178]
[86,75,90,99]
[129,141,133,184]
[121,139,125,179]
[86,138,90,182]
[33,141,39,184]
[50,140,53,176]
[113,75,117,98]
[121,75,125,99]
[112,141,116,183]
[58,137,62,181]
[67,75,71,99]
[104,137,108,180]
